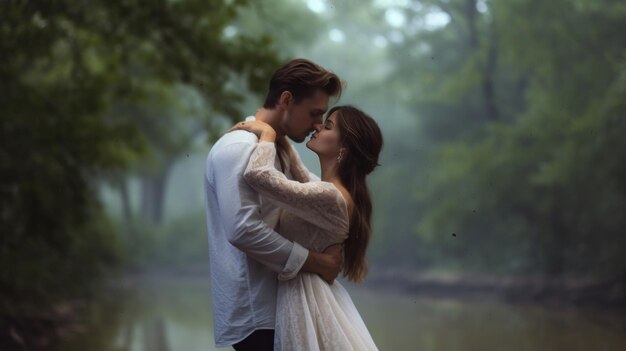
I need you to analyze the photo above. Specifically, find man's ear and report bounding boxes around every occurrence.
[278,91,293,110]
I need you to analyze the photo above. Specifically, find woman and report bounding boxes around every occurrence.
[229,105,383,350]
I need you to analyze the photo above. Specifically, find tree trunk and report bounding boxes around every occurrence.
[463,0,499,121]
[482,26,499,121]
[139,159,173,224]
[151,160,173,224]
[140,176,155,221]
[465,0,479,50]
[440,0,498,127]
[119,178,133,225]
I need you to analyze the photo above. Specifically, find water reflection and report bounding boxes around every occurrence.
[60,275,626,351]
[352,287,625,351]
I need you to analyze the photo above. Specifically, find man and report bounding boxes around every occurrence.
[204,59,344,350]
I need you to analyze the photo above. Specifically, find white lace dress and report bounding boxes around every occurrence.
[243,141,379,351]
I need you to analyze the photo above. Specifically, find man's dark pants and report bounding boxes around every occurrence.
[233,329,274,351]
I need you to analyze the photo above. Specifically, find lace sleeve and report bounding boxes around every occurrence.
[286,144,311,183]
[244,141,349,234]
[277,138,318,183]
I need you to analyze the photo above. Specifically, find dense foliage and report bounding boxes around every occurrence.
[0,0,279,312]
[376,0,626,277]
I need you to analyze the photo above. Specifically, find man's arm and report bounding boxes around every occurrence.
[303,249,343,284]
[209,136,340,282]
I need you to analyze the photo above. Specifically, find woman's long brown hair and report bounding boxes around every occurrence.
[331,105,383,283]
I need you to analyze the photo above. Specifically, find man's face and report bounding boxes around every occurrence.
[282,89,329,143]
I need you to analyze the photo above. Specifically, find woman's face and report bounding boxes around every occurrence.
[306,111,343,157]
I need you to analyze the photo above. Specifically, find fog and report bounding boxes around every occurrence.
[3,0,625,349]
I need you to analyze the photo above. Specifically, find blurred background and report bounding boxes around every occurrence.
[1,0,625,350]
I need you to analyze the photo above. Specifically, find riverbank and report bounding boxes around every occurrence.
[361,267,626,309]
[115,263,626,309]
[2,264,623,350]
[0,302,85,351]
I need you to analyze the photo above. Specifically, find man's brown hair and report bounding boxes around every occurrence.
[263,58,342,108]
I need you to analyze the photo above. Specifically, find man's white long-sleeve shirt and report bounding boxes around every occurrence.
[204,117,309,347]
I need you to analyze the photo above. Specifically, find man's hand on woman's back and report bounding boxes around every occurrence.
[302,244,344,284]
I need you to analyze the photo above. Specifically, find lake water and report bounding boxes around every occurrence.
[60,275,626,351]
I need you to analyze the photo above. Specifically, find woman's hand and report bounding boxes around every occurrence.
[228,120,277,142]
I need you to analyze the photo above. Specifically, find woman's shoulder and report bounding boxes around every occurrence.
[329,183,353,218]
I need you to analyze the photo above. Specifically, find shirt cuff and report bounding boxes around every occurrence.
[277,241,309,281]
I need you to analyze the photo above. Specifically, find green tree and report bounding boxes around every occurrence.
[0,0,279,333]
[415,0,626,278]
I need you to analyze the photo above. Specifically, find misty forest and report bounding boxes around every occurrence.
[1,0,625,350]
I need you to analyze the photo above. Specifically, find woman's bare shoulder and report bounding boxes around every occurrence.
[335,184,353,218]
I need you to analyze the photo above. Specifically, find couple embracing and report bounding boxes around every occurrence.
[204,58,383,350]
